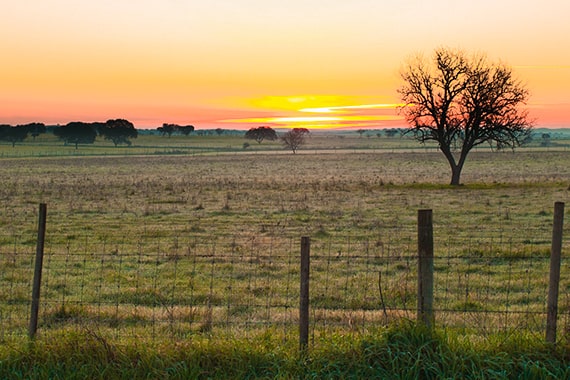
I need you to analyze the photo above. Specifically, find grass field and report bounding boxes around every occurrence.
[1,133,569,377]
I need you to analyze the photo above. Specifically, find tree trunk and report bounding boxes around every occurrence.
[449,156,468,186]
[440,147,463,186]
[450,165,462,186]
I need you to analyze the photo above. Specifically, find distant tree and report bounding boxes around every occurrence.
[521,132,533,146]
[215,128,224,136]
[177,125,194,136]
[53,122,97,149]
[356,129,366,138]
[541,133,551,147]
[281,128,309,154]
[245,126,278,144]
[384,129,399,138]
[98,119,138,146]
[90,122,106,136]
[399,47,532,185]
[158,123,195,136]
[158,123,176,137]
[0,124,30,147]
[0,125,10,143]
[22,123,46,141]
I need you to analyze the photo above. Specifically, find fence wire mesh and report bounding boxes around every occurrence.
[0,223,568,342]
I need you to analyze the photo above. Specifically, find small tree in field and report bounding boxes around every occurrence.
[399,48,532,185]
[245,126,278,144]
[281,128,309,154]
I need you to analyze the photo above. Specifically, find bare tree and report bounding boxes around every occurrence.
[281,128,309,154]
[398,48,532,185]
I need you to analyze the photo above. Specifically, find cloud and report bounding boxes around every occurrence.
[299,103,404,113]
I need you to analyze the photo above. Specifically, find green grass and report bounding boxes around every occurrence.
[0,322,568,379]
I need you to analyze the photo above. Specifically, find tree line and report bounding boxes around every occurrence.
[157,124,195,137]
[0,120,203,148]
[51,119,137,149]
[0,123,47,147]
[0,120,140,148]
[1,121,314,153]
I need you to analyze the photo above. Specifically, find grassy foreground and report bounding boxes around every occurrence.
[0,323,568,379]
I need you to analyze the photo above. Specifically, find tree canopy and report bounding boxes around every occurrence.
[26,123,47,140]
[53,122,97,149]
[177,125,195,136]
[0,123,46,147]
[158,124,175,137]
[98,119,138,146]
[398,48,532,185]
[158,123,194,137]
[245,126,278,144]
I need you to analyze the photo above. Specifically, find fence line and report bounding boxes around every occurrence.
[0,204,567,350]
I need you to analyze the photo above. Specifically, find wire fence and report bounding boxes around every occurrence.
[1,213,568,344]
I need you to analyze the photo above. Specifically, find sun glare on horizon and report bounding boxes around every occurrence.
[299,103,405,113]
[220,95,404,129]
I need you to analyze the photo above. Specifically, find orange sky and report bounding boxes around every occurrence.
[1,1,569,129]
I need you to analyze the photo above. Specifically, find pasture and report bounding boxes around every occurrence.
[1,134,568,244]
[0,133,569,377]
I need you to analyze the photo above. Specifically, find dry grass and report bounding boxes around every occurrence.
[1,149,568,239]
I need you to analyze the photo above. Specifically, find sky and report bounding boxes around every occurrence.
[1,0,569,130]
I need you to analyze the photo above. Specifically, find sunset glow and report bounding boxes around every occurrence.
[222,112,403,129]
[300,104,405,113]
[1,1,569,129]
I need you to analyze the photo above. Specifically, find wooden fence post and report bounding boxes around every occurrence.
[300,236,310,352]
[29,203,47,339]
[546,202,564,344]
[417,209,434,328]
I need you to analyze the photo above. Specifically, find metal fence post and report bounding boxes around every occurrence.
[300,236,310,352]
[418,209,434,328]
[546,202,564,344]
[29,203,47,339]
